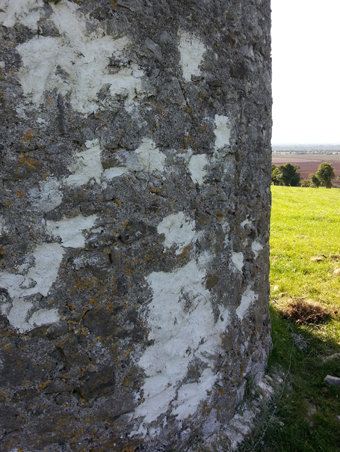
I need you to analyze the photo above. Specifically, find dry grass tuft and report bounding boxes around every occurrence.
[278,299,334,325]
[330,254,340,260]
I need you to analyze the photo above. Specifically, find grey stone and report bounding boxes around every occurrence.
[322,353,340,363]
[324,375,340,386]
[76,366,116,401]
[36,321,67,340]
[120,220,157,244]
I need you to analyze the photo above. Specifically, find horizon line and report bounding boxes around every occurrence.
[272,143,340,147]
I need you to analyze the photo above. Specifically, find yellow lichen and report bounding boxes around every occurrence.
[21,129,37,142]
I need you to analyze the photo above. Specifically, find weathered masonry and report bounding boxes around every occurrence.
[0,0,272,450]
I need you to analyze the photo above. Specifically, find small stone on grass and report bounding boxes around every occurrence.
[324,375,340,387]
[310,255,326,262]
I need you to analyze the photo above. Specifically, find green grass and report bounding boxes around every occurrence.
[239,186,340,452]
[270,186,340,304]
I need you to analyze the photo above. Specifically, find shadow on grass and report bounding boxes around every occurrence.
[238,305,340,452]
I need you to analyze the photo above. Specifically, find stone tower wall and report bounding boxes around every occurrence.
[0,0,272,450]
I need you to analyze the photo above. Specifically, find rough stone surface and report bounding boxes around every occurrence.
[324,375,340,387]
[0,0,272,450]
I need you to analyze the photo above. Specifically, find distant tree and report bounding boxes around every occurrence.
[271,164,281,185]
[316,162,335,188]
[309,173,320,188]
[301,179,311,187]
[272,163,301,186]
[282,163,301,186]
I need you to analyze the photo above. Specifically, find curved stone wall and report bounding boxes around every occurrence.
[0,0,272,450]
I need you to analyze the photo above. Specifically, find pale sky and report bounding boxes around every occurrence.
[272,0,340,145]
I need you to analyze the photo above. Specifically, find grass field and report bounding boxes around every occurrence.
[239,186,340,452]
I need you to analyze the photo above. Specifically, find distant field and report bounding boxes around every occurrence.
[272,153,340,186]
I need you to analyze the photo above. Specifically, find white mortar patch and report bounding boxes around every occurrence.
[46,214,97,248]
[28,309,60,329]
[231,252,244,272]
[0,214,97,332]
[16,2,146,114]
[133,257,230,429]
[6,300,60,333]
[241,219,252,228]
[0,303,10,317]
[134,138,166,173]
[7,299,33,333]
[188,154,208,185]
[0,243,65,299]
[178,30,206,82]
[17,36,60,105]
[251,241,263,258]
[23,243,65,297]
[236,287,258,321]
[172,368,218,420]
[0,273,25,299]
[103,167,128,180]
[214,115,231,149]
[28,177,63,212]
[157,212,197,255]
[64,138,131,184]
[0,0,44,30]
[65,140,103,186]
